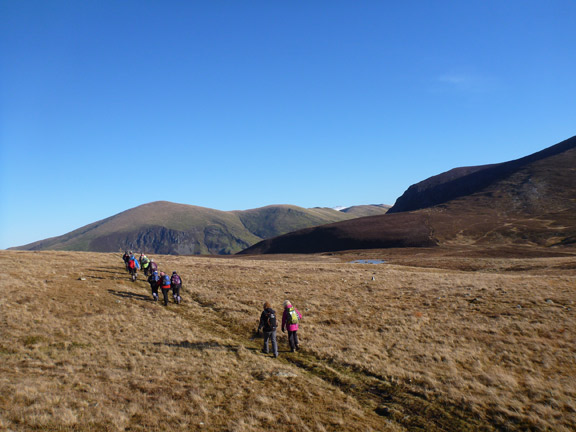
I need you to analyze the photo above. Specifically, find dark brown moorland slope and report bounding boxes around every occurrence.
[240,136,576,255]
[388,135,576,213]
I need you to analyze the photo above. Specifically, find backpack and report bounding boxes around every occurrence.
[150,262,158,271]
[151,273,160,283]
[265,310,277,329]
[287,307,299,325]
[161,275,171,286]
[171,274,181,285]
[129,259,136,269]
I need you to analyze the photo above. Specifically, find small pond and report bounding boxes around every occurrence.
[350,259,387,264]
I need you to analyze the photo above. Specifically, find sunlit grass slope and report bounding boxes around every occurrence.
[1,250,574,431]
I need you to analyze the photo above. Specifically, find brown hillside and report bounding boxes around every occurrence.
[11,202,389,255]
[389,135,576,213]
[240,212,437,254]
[241,136,576,255]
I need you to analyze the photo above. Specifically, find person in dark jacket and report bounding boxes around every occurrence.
[257,302,278,358]
[170,271,182,304]
[122,251,130,271]
[159,272,171,306]
[147,271,160,301]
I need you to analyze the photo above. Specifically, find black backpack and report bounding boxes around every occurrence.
[265,310,277,329]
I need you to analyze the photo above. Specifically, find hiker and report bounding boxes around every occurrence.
[159,272,171,306]
[147,270,160,301]
[128,254,140,280]
[122,251,130,271]
[149,259,158,274]
[257,302,278,358]
[170,271,182,304]
[281,300,302,352]
[140,254,151,276]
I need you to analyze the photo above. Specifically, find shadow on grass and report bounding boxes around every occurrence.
[89,267,128,275]
[151,341,239,351]
[108,289,151,302]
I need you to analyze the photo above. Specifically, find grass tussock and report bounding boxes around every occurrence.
[0,249,575,431]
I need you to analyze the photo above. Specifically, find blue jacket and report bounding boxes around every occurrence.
[129,256,140,269]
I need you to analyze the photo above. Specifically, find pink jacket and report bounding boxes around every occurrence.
[282,306,302,332]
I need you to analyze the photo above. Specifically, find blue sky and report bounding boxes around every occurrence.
[1,1,575,249]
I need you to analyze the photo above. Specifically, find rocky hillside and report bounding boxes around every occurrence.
[11,202,389,255]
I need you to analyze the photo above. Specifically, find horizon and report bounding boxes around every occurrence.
[2,1,576,249]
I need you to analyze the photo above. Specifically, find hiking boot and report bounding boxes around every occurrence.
[261,349,269,354]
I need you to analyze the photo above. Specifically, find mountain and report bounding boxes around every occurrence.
[388,136,576,214]
[240,135,576,254]
[11,202,389,255]
[339,204,392,216]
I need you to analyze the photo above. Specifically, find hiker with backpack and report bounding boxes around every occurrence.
[159,272,171,306]
[170,271,182,304]
[147,270,160,301]
[140,254,151,276]
[128,254,140,281]
[257,302,278,358]
[149,259,158,275]
[122,251,130,271]
[281,300,302,352]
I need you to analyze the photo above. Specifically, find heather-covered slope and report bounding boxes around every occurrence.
[241,135,576,254]
[11,202,389,255]
[388,135,576,213]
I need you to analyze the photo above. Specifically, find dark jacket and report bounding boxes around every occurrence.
[258,308,278,332]
[147,272,160,288]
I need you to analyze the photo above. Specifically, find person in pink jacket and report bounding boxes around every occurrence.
[281,300,302,352]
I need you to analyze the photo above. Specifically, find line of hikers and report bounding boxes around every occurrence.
[257,300,302,358]
[122,252,302,357]
[122,251,183,306]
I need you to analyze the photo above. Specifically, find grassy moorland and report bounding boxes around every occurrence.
[0,249,574,431]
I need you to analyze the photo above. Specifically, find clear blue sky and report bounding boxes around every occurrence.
[1,1,575,249]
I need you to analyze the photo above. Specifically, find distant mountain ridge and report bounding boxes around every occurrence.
[241,135,576,254]
[11,202,389,255]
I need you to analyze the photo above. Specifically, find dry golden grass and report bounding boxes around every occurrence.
[0,249,575,431]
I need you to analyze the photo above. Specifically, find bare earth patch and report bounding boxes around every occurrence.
[0,249,574,431]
